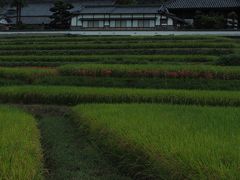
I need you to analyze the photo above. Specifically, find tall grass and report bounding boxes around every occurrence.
[0,106,43,179]
[72,104,240,179]
[0,86,239,106]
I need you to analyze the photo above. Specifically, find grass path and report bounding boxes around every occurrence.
[26,106,129,180]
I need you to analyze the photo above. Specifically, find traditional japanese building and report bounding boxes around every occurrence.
[165,0,240,28]
[70,6,185,30]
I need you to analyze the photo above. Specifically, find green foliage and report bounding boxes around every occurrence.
[0,106,43,179]
[72,104,240,179]
[50,0,73,29]
[194,12,225,29]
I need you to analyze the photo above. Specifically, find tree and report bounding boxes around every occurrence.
[50,0,73,29]
[194,11,225,29]
[11,0,26,24]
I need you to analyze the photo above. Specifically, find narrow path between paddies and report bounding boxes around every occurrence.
[26,105,129,180]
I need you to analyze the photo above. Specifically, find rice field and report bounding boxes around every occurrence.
[0,106,43,180]
[72,104,240,179]
[0,35,239,179]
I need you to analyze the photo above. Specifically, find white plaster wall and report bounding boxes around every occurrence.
[94,15,104,18]
[82,15,94,19]
[122,15,131,18]
[156,15,160,25]
[71,17,77,26]
[144,14,155,18]
[168,18,173,26]
[133,14,143,18]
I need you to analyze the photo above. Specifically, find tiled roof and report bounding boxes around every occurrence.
[77,6,163,14]
[165,0,240,9]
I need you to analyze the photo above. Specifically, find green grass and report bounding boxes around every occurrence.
[0,86,239,106]
[0,106,43,179]
[72,104,240,179]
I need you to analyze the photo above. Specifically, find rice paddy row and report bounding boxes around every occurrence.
[0,42,234,51]
[0,86,239,106]
[1,64,240,80]
[0,55,218,66]
[0,35,231,42]
[72,104,240,179]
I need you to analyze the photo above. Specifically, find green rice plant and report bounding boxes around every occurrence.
[0,54,218,65]
[0,35,231,43]
[58,64,240,80]
[0,106,43,179]
[0,38,233,46]
[0,86,239,106]
[0,42,234,51]
[72,104,240,179]
[32,76,240,91]
[0,48,232,56]
[0,67,57,82]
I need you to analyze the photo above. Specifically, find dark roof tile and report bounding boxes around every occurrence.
[165,0,240,9]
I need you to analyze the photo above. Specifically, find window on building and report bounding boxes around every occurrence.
[116,20,121,27]
[144,20,150,27]
[93,21,99,27]
[121,20,127,27]
[88,21,94,27]
[160,19,168,25]
[138,20,144,27]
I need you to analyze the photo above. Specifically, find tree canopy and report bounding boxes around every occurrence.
[50,0,73,29]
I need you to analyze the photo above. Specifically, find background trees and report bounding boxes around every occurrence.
[0,0,26,24]
[49,0,73,29]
